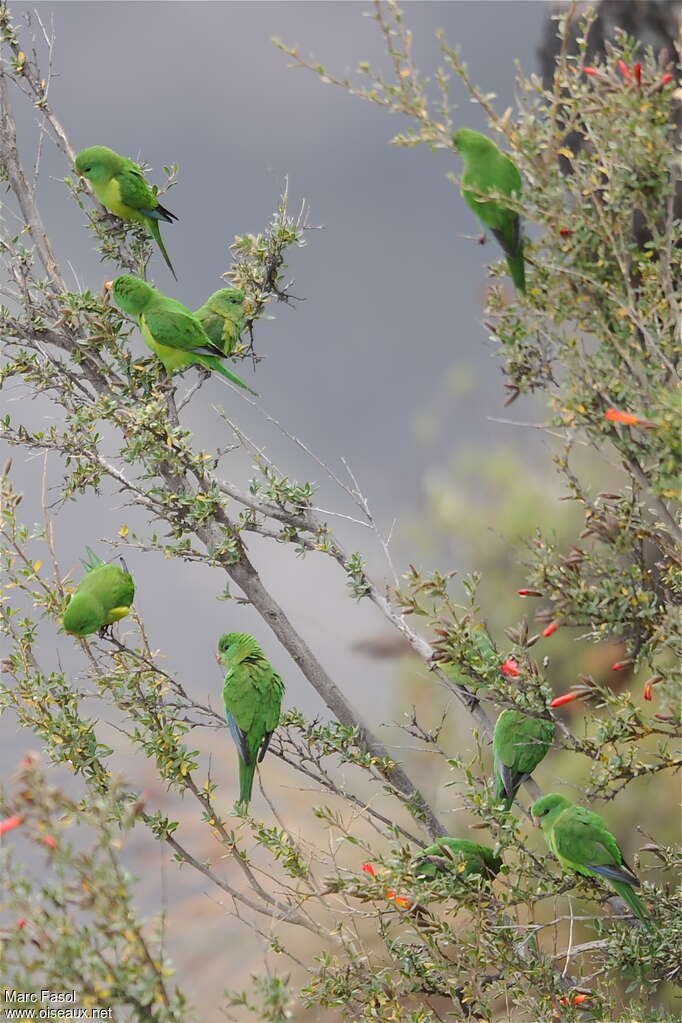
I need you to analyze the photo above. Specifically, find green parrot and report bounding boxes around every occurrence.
[75,145,178,279]
[414,837,502,886]
[219,632,285,810]
[440,628,495,692]
[194,288,248,356]
[452,128,526,293]
[532,793,651,926]
[109,276,256,393]
[492,709,554,810]
[62,547,134,637]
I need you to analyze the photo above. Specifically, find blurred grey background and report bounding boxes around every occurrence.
[1,2,558,1016]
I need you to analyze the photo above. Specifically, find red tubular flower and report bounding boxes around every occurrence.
[559,228,573,237]
[0,815,24,837]
[618,60,631,78]
[16,918,27,929]
[361,862,377,878]
[574,994,588,1005]
[501,657,521,678]
[661,73,674,85]
[611,660,632,671]
[605,408,640,425]
[543,622,559,638]
[42,835,57,849]
[518,588,543,597]
[634,63,642,84]
[550,691,580,708]
[583,67,599,77]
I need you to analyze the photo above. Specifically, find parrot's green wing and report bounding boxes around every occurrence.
[552,806,635,881]
[116,162,157,212]
[493,710,554,810]
[143,303,216,355]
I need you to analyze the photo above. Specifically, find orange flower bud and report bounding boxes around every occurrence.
[550,691,580,708]
[618,60,631,78]
[518,588,543,597]
[605,408,640,425]
[42,834,57,849]
[611,660,632,671]
[543,622,559,638]
[661,73,674,85]
[361,862,377,877]
[0,815,24,836]
[386,889,413,909]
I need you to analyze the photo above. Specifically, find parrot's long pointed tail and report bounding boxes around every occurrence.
[81,546,105,572]
[494,775,514,812]
[146,217,177,281]
[507,250,526,294]
[610,879,651,927]
[195,353,258,396]
[238,757,257,809]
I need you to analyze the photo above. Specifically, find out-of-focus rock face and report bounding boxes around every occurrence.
[537,0,681,89]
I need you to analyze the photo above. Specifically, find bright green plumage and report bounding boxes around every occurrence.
[75,145,178,279]
[110,276,256,393]
[493,709,554,810]
[194,288,247,356]
[533,794,651,925]
[440,628,495,692]
[62,547,134,637]
[219,632,285,809]
[414,837,502,887]
[452,128,526,293]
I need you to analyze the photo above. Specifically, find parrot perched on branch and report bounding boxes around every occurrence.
[452,128,526,293]
[492,708,554,810]
[414,837,502,887]
[440,628,496,693]
[108,276,256,393]
[63,548,134,637]
[75,145,178,279]
[219,632,285,810]
[532,793,651,926]
[194,288,248,356]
